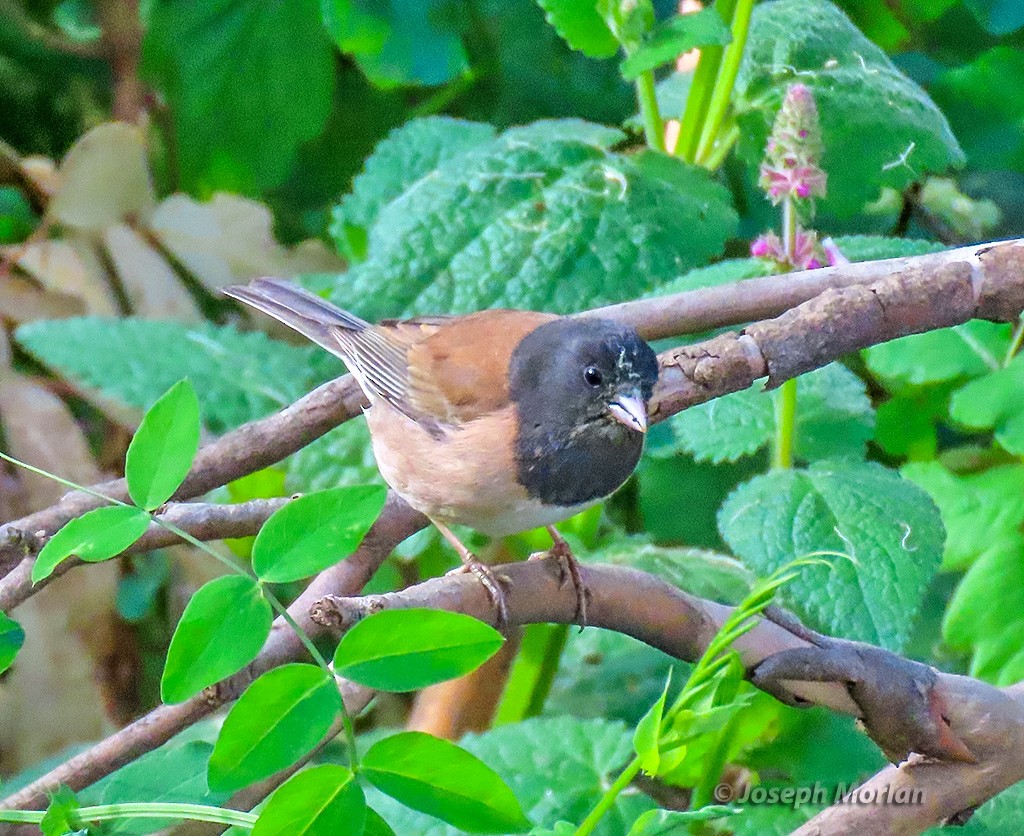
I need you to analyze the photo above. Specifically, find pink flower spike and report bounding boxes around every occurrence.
[750,236,772,257]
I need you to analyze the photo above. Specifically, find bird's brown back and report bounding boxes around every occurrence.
[394,309,557,424]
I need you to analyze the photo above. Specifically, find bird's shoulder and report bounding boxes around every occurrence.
[379,309,558,424]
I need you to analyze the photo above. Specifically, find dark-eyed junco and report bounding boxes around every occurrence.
[224,278,659,623]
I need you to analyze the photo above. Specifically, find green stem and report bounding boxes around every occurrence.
[635,70,665,151]
[773,379,797,469]
[1004,314,1024,367]
[575,757,643,836]
[493,623,568,725]
[701,123,740,171]
[675,0,737,162]
[0,802,257,828]
[0,452,360,766]
[694,0,754,165]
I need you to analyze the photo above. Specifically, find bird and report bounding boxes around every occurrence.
[223,278,659,625]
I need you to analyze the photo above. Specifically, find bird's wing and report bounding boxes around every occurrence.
[400,309,557,423]
[224,279,555,428]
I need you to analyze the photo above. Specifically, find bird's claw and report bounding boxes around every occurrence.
[530,540,588,630]
[448,559,510,629]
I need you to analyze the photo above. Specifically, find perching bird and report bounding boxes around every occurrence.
[224,278,659,624]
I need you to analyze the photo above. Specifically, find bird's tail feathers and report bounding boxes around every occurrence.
[223,278,373,360]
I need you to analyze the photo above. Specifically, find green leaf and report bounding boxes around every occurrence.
[126,379,200,510]
[363,808,398,836]
[863,320,1010,388]
[0,612,25,675]
[367,717,652,834]
[944,532,1024,685]
[718,462,944,650]
[252,486,387,583]
[627,806,737,834]
[41,787,83,836]
[582,538,753,605]
[209,663,341,792]
[284,420,382,493]
[902,461,1024,572]
[830,235,947,262]
[322,0,469,89]
[633,671,671,775]
[142,0,335,194]
[949,353,1024,454]
[667,364,874,464]
[82,724,229,834]
[734,0,964,216]
[963,0,1024,35]
[161,575,273,703]
[253,764,366,836]
[331,120,737,319]
[15,318,326,435]
[620,7,730,80]
[536,0,619,59]
[330,117,496,261]
[333,608,504,691]
[362,732,531,833]
[32,506,151,583]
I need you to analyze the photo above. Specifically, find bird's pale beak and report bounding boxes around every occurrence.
[608,395,648,433]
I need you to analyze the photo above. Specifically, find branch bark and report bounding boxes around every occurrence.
[311,559,1024,833]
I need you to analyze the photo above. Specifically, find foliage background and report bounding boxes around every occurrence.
[2,0,1024,833]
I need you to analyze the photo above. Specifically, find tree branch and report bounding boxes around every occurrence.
[311,559,1024,831]
[0,494,426,811]
[1,240,1023,821]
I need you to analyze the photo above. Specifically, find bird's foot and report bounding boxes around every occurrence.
[532,527,588,629]
[447,557,510,629]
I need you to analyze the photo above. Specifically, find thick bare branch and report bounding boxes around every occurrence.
[312,559,1024,831]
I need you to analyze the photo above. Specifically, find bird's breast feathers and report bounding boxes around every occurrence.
[365,401,603,536]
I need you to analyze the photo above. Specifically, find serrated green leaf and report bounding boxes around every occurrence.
[948,353,1024,454]
[864,320,1011,388]
[536,0,619,59]
[322,0,469,89]
[253,764,365,836]
[141,0,334,194]
[126,379,200,510]
[830,235,947,262]
[161,575,272,703]
[334,609,504,692]
[903,461,1024,572]
[32,506,151,583]
[283,419,381,494]
[734,0,964,216]
[621,7,730,80]
[0,612,25,675]
[209,663,341,792]
[15,318,327,434]
[330,117,496,260]
[252,486,386,583]
[330,120,736,319]
[666,364,873,465]
[633,670,671,775]
[583,538,753,604]
[718,462,944,650]
[363,732,531,833]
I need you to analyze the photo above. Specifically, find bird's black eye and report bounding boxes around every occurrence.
[584,366,603,387]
